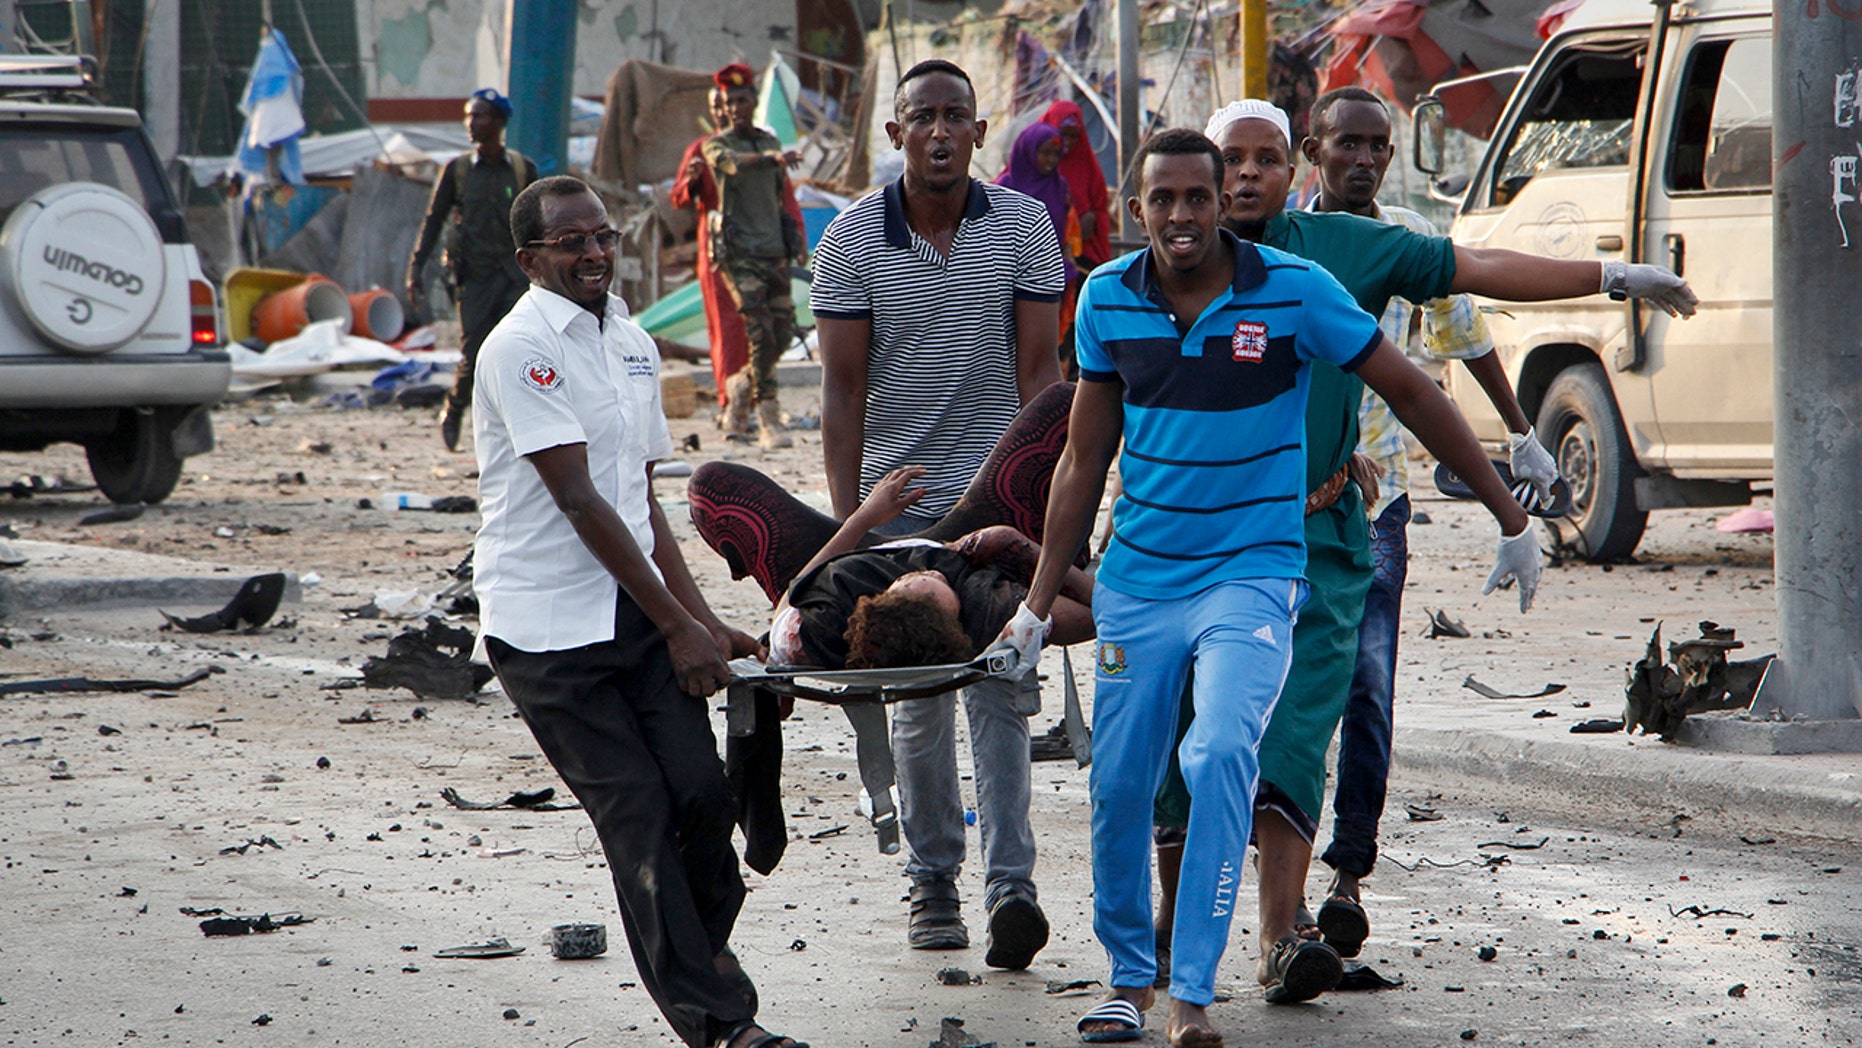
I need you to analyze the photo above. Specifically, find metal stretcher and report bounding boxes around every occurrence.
[725,648,1091,854]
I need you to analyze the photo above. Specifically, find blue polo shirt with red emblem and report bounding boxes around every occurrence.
[1073,230,1382,600]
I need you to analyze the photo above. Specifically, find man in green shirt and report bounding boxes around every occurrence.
[1148,99,1697,1006]
[702,63,808,450]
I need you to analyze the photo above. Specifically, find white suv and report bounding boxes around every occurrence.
[0,55,228,504]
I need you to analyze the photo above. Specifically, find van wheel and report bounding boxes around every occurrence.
[1535,363,1646,561]
[87,409,183,505]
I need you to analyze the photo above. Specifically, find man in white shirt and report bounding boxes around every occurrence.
[473,175,801,1048]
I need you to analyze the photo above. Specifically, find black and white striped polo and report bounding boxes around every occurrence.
[810,178,1065,517]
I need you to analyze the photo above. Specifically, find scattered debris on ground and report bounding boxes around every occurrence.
[439,787,579,811]
[549,923,606,959]
[78,503,145,526]
[1625,621,1774,739]
[929,1016,994,1047]
[359,618,494,699]
[936,967,980,986]
[433,938,525,959]
[161,573,288,632]
[182,908,315,936]
[1463,675,1567,700]
[1337,964,1405,990]
[1029,719,1075,762]
[1425,608,1471,639]
[0,666,217,698]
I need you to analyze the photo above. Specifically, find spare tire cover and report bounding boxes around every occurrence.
[2,183,166,354]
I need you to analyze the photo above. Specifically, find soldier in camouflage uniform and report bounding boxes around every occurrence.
[701,63,807,450]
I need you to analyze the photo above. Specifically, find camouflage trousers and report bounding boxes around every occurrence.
[717,255,794,402]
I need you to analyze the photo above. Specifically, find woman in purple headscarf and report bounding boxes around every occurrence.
[996,121,1076,281]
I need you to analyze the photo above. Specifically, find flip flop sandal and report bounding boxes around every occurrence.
[1317,896,1370,959]
[1261,936,1343,1005]
[1433,460,1575,518]
[1076,997,1145,1043]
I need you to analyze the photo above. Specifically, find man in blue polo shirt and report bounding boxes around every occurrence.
[1011,128,1539,1048]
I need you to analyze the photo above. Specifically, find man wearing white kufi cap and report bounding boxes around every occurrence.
[1140,96,1699,1010]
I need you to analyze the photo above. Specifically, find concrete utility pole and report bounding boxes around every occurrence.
[1767,1,1862,721]
[143,0,180,161]
[1238,0,1267,99]
[504,0,577,175]
[1116,0,1139,238]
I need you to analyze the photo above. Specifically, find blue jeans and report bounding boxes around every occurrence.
[1321,495,1409,879]
[892,674,1040,909]
[1090,577,1305,1005]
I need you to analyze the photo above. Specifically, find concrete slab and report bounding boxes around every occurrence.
[0,539,302,617]
[1676,710,1862,754]
[1394,722,1862,844]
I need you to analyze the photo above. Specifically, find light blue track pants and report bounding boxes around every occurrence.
[1088,577,1304,1005]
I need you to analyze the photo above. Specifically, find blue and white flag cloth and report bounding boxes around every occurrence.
[237,27,306,185]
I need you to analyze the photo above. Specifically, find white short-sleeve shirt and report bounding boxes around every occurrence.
[472,286,675,654]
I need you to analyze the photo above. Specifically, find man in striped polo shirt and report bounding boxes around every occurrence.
[809,59,1065,968]
[1012,128,1538,1046]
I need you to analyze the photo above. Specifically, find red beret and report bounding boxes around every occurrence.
[714,63,755,90]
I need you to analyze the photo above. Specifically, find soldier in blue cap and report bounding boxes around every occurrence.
[407,87,538,450]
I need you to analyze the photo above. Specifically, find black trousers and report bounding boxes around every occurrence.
[486,594,754,1048]
[449,264,528,416]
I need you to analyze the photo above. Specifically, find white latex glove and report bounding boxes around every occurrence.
[1483,528,1544,613]
[996,601,1053,678]
[1600,260,1698,318]
[1508,427,1560,506]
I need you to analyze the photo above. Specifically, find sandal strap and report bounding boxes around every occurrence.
[1076,998,1144,1030]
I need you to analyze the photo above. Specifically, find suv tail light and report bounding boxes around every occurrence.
[189,279,218,346]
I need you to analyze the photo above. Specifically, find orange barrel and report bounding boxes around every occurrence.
[348,288,405,342]
[252,275,353,343]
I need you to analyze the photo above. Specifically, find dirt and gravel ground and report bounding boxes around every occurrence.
[3,368,1856,1047]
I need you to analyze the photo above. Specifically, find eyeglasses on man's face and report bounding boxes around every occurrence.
[526,228,621,253]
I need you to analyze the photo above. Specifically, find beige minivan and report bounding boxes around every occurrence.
[1413,0,1771,560]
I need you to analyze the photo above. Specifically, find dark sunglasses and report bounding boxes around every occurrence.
[526,228,620,253]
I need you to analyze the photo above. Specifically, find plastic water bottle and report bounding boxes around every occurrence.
[858,786,900,819]
[381,491,433,511]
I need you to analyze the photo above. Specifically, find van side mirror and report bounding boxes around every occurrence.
[1413,96,1447,176]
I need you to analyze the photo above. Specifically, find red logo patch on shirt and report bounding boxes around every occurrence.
[520,356,564,393]
[1232,320,1269,363]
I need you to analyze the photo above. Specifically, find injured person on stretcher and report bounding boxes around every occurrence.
[767,465,1096,670]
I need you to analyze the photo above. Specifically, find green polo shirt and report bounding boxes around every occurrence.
[1258,208,1458,487]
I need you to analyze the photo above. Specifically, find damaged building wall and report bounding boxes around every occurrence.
[860,10,1220,190]
[358,0,799,118]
